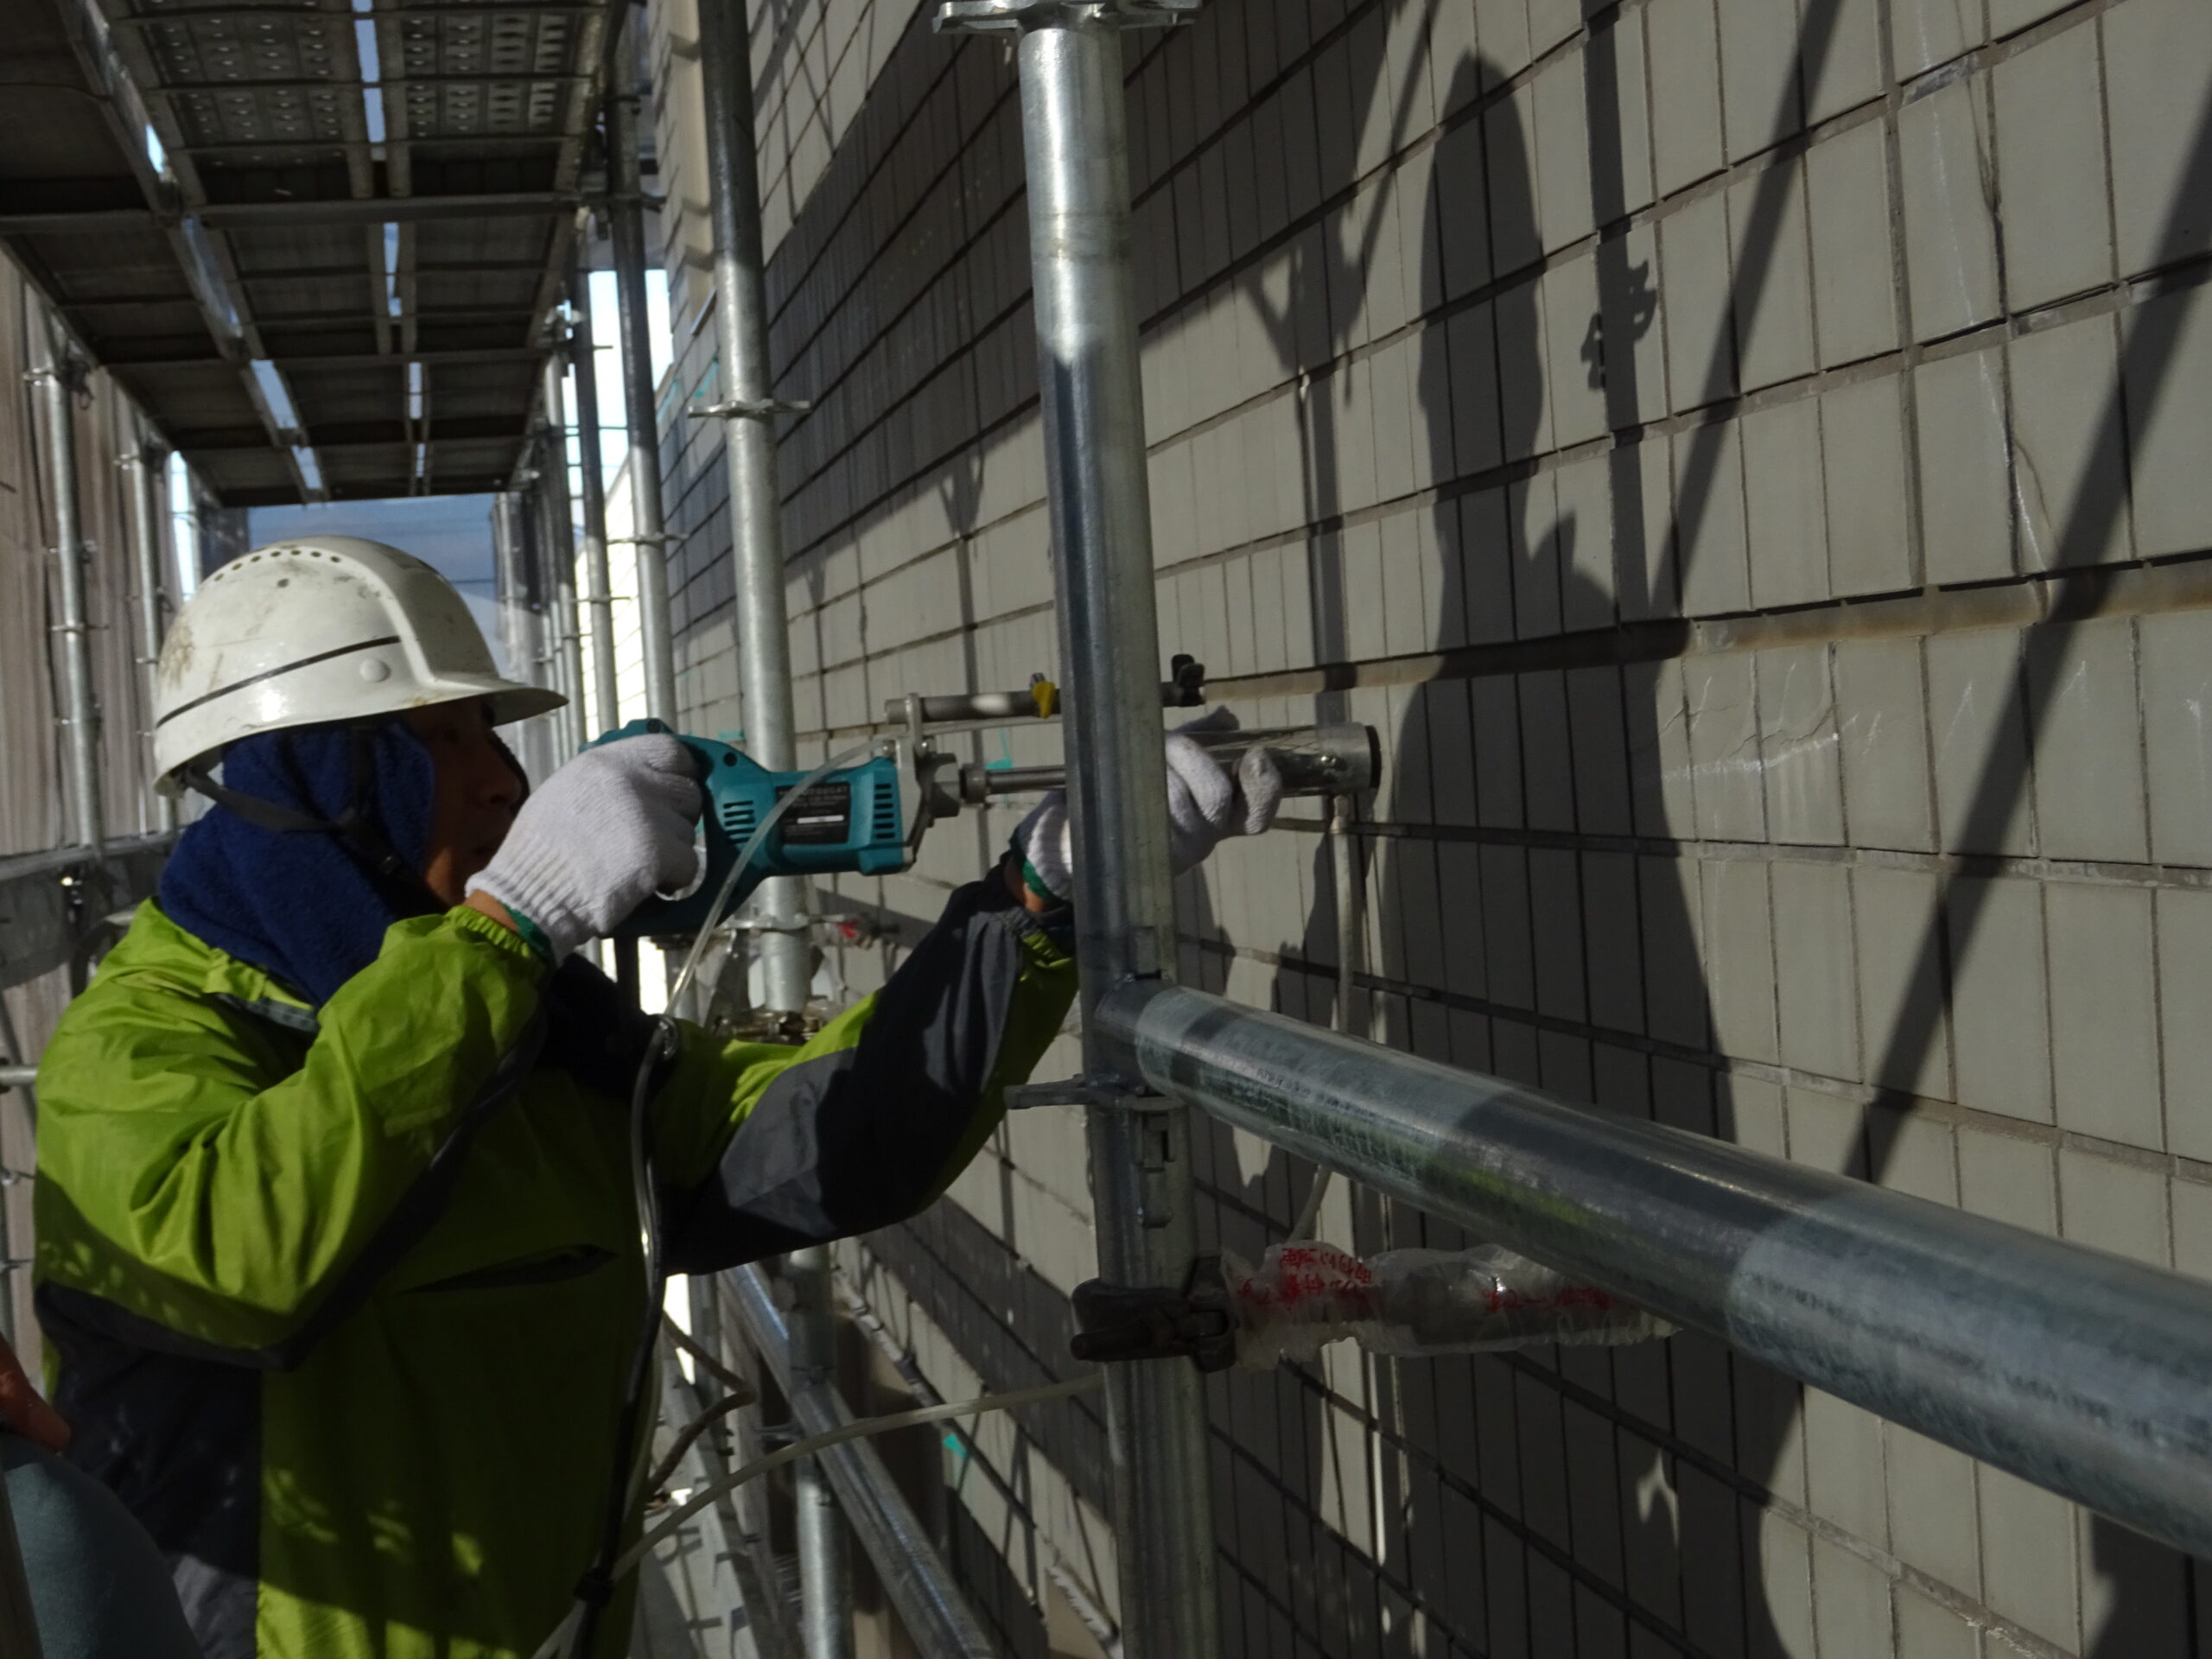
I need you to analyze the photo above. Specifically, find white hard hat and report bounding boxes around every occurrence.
[154,535,563,795]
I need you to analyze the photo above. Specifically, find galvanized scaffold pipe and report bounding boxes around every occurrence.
[538,354,588,760]
[123,423,175,833]
[491,492,550,776]
[606,15,678,726]
[697,0,810,1020]
[32,322,104,855]
[567,248,621,736]
[726,1266,997,1659]
[932,3,1219,1652]
[1096,978,2212,1565]
[695,4,845,1649]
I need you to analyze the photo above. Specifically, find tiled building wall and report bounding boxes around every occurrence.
[655,1,2212,1654]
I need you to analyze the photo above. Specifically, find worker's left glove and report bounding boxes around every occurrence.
[467,734,702,960]
[1012,708,1284,908]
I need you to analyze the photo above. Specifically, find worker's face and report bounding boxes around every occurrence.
[405,700,522,906]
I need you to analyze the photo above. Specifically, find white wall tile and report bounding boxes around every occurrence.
[1700,856,1780,1062]
[1743,398,1829,608]
[1992,20,2114,310]
[1948,876,2055,1123]
[1648,0,1726,196]
[1900,83,2003,342]
[1685,652,1767,840]
[1554,454,1618,632]
[2158,887,2212,1163]
[2141,611,2212,866]
[1823,378,1913,597]
[1915,346,2016,586]
[1889,0,1980,79]
[1731,161,1818,392]
[1978,1465,2081,1652]
[1532,48,1597,254]
[1924,628,2034,855]
[1855,865,1954,1099]
[1807,119,1902,369]
[1774,860,1860,1079]
[2047,881,2163,1148]
[2059,1147,2171,1266]
[2025,617,2148,864]
[2124,286,2212,559]
[1835,637,1936,852]
[1599,223,1672,430]
[1758,644,1846,844]
[1808,0,1885,124]
[2103,0,2212,280]
[1662,189,1738,411]
[2009,313,2132,569]
[1674,421,1753,615]
[1435,117,1494,298]
[1543,253,1608,449]
[1716,0,1803,162]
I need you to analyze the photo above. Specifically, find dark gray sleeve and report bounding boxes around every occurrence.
[658,873,1065,1273]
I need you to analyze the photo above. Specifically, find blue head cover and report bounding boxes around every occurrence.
[158,721,438,1006]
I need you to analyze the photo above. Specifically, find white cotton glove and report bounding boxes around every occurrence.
[467,734,703,960]
[1012,709,1285,908]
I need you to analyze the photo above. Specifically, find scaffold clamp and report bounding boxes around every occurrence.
[689,397,811,421]
[934,0,1201,35]
[1070,1255,1236,1371]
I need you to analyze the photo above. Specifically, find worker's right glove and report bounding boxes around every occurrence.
[467,734,702,961]
[1013,709,1284,909]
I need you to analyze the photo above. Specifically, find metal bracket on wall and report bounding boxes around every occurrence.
[1003,1075,1176,1114]
[934,0,1200,34]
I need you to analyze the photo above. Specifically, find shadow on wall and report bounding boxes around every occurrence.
[1191,2,2212,1653]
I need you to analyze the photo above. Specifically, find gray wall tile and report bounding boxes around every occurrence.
[2048,880,2162,1145]
[2025,617,2148,864]
[1991,20,2113,309]
[1915,346,2017,586]
[2008,313,2133,569]
[1807,118,1899,371]
[2103,0,2212,280]
[1948,878,2055,1122]
[1900,84,2003,341]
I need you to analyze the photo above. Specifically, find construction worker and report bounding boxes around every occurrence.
[29,536,1278,1659]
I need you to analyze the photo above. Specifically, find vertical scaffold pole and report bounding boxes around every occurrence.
[697,0,812,1020]
[931,5,1217,1654]
[607,12,678,725]
[568,246,621,735]
[539,353,588,760]
[32,318,104,855]
[123,421,175,832]
[696,6,847,1655]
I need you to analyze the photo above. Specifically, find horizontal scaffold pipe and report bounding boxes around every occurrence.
[1094,979,2212,1561]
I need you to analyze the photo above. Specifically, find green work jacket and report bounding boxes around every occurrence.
[32,876,1073,1659]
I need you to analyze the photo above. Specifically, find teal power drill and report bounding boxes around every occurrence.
[589,719,914,939]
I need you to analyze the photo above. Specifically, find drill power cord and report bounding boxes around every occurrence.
[559,737,906,1657]
[528,1372,1102,1659]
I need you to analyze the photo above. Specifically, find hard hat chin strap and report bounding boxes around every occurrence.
[181,723,428,900]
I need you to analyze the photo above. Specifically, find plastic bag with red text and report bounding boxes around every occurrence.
[1221,1240,1674,1370]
